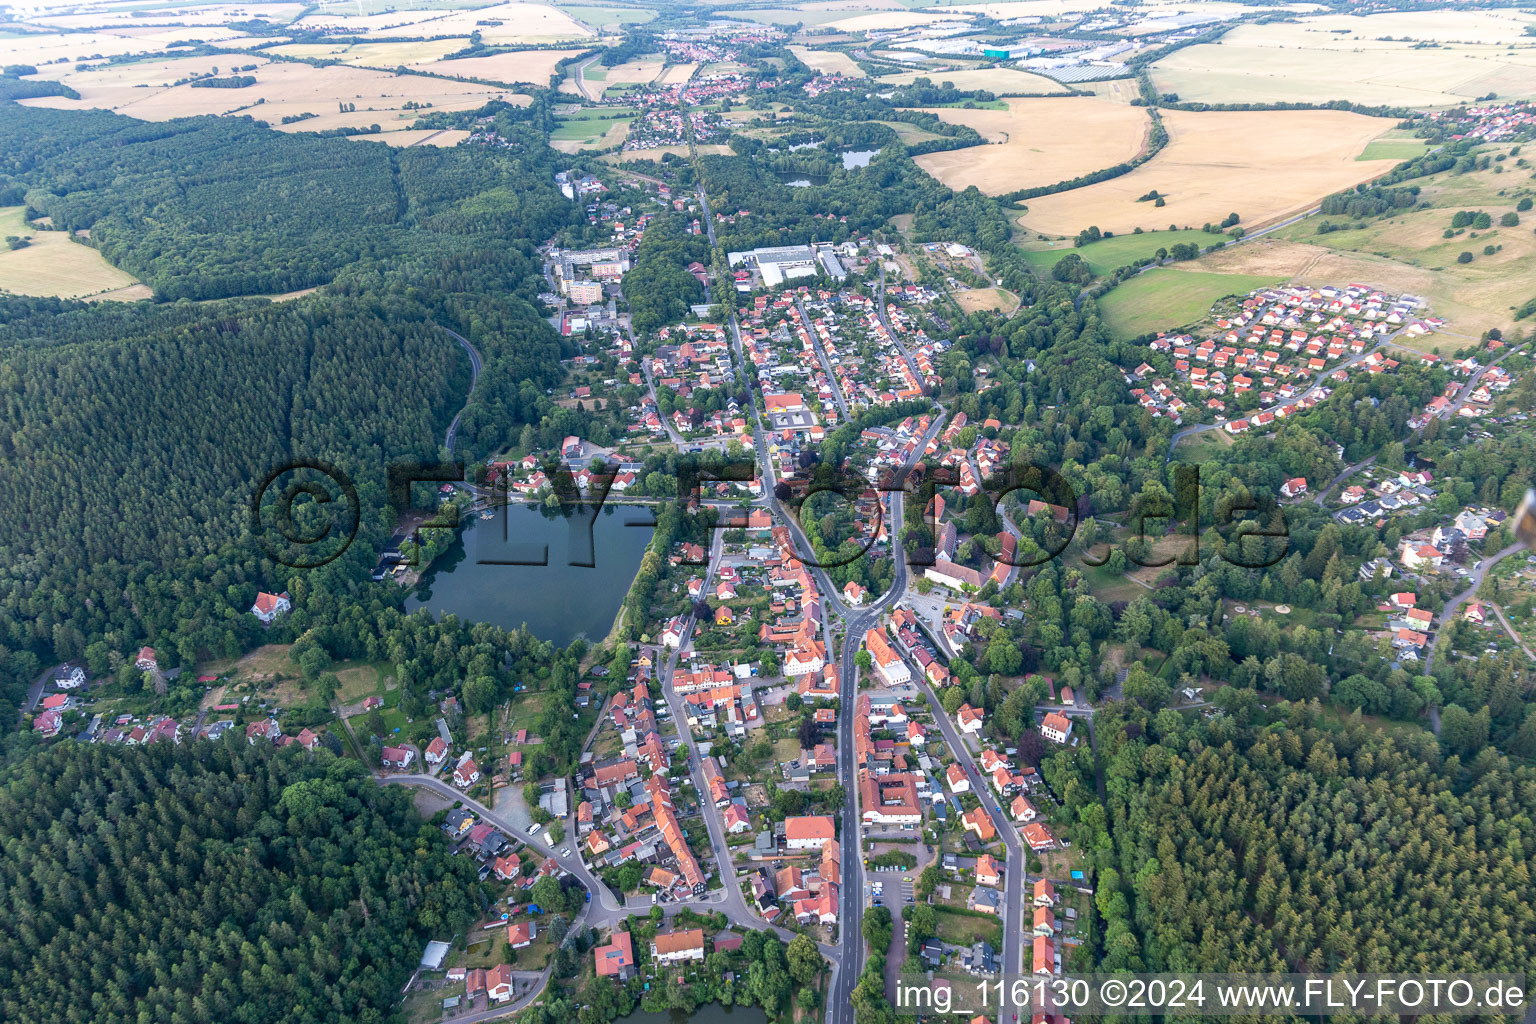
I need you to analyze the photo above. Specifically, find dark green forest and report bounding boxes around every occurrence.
[0,741,482,1024]
[1091,701,1536,979]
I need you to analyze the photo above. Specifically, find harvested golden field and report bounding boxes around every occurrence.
[368,128,473,147]
[267,38,468,67]
[1018,109,1397,236]
[877,66,1064,93]
[0,209,148,301]
[23,4,307,29]
[657,63,698,85]
[0,28,242,67]
[1153,16,1536,108]
[22,61,518,132]
[789,45,865,78]
[950,0,1316,16]
[589,56,668,94]
[825,11,970,31]
[914,97,1149,195]
[426,48,586,85]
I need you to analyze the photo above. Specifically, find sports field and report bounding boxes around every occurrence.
[1096,268,1284,340]
[913,97,1149,195]
[953,287,1020,313]
[1018,109,1398,236]
[789,46,866,78]
[0,208,148,301]
[1153,15,1536,108]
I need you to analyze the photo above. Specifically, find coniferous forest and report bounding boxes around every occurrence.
[0,741,482,1024]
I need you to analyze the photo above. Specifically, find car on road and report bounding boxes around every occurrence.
[560,848,571,857]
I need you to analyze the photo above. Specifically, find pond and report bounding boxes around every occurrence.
[614,1006,768,1024]
[841,149,878,169]
[406,504,654,646]
[776,171,828,188]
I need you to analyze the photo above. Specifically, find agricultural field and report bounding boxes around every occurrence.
[22,61,519,132]
[876,66,1065,94]
[0,208,149,301]
[0,28,247,67]
[1018,108,1399,236]
[587,56,668,95]
[266,39,469,67]
[369,128,474,147]
[789,45,866,78]
[293,1,593,41]
[558,4,658,25]
[550,111,631,151]
[913,97,1149,195]
[19,3,308,29]
[825,10,971,32]
[1357,135,1432,162]
[425,48,587,85]
[1095,267,1284,340]
[1019,228,1206,276]
[1152,13,1536,108]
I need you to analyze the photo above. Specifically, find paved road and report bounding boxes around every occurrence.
[1312,454,1377,506]
[796,294,851,420]
[440,325,484,456]
[875,261,925,385]
[1423,541,1525,673]
[641,355,688,447]
[570,54,603,103]
[1488,601,1536,661]
[1166,327,1415,462]
[915,676,1025,982]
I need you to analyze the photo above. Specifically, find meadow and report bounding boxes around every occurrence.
[1095,267,1284,340]
[1019,228,1207,276]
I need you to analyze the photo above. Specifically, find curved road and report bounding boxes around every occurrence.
[1423,541,1525,673]
[440,325,484,456]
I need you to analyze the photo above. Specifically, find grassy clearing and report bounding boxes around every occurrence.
[933,907,1004,947]
[1096,268,1283,340]
[1019,228,1206,276]
[1357,138,1431,162]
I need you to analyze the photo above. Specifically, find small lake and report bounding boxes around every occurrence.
[776,172,828,187]
[615,1006,768,1024]
[841,149,878,169]
[406,504,654,645]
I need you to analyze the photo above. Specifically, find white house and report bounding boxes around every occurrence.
[1040,712,1072,745]
[250,591,292,624]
